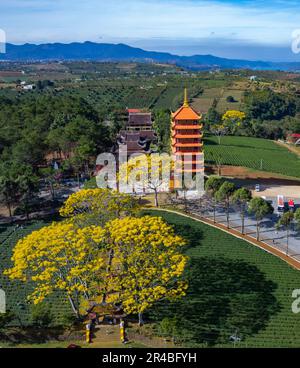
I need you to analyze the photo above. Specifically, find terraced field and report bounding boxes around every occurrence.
[144,210,300,348]
[204,136,300,178]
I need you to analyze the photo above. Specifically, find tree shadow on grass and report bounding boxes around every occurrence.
[140,211,204,251]
[147,257,280,347]
[172,224,203,251]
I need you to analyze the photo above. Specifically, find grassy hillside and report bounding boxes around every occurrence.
[143,210,300,348]
[204,135,300,178]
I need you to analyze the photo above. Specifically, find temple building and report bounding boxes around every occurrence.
[115,109,157,156]
[171,89,204,196]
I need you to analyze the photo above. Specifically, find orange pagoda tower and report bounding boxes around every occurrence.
[171,89,204,195]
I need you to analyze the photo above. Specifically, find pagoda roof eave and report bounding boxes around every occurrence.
[171,105,201,120]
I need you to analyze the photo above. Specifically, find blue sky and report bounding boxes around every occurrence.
[1,0,300,61]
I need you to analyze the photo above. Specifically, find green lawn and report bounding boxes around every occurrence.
[204,135,300,178]
[143,210,300,348]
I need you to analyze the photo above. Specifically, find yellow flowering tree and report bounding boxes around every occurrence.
[60,188,140,226]
[6,213,188,324]
[5,221,106,317]
[222,110,246,131]
[119,154,173,207]
[103,216,188,325]
[212,110,246,144]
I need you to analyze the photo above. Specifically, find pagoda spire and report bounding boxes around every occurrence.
[183,88,189,107]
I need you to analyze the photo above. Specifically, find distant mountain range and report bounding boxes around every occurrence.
[1,41,300,71]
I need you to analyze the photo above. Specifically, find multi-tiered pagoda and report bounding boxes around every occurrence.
[171,89,204,195]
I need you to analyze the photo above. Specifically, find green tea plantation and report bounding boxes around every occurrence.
[204,136,300,178]
[143,210,300,348]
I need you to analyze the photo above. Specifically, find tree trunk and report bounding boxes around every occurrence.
[138,312,144,326]
[256,220,260,241]
[286,228,289,256]
[241,209,245,235]
[199,199,203,217]
[24,203,30,221]
[154,190,159,207]
[50,181,55,201]
[184,191,187,212]
[68,295,79,318]
[226,202,230,229]
[213,204,216,223]
[7,202,13,223]
[102,248,114,304]
[77,173,80,189]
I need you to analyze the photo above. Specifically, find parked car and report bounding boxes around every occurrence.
[288,199,295,212]
[277,195,285,213]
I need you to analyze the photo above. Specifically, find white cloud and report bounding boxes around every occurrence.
[0,0,300,47]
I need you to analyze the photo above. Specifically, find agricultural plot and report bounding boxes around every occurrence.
[144,210,300,348]
[216,89,244,112]
[152,87,183,110]
[0,220,70,326]
[204,136,300,178]
[123,86,165,109]
[192,86,246,114]
[192,88,220,113]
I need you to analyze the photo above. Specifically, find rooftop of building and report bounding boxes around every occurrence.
[128,112,153,126]
[172,89,201,121]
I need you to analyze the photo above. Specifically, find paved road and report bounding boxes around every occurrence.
[188,197,300,261]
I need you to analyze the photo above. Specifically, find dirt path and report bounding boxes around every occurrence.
[207,165,300,182]
[89,323,173,348]
[252,185,300,198]
[90,324,121,346]
[275,140,300,157]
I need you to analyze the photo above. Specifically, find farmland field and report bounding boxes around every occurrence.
[204,135,300,178]
[216,88,244,112]
[192,85,245,114]
[192,88,220,113]
[143,210,300,348]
